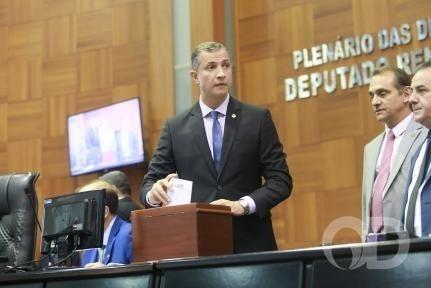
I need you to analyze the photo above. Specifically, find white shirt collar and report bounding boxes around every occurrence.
[199,94,230,118]
[385,113,413,138]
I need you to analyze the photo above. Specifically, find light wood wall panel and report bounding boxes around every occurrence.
[45,15,77,57]
[7,139,42,172]
[148,0,174,130]
[274,4,314,53]
[0,1,11,26]
[242,57,277,106]
[190,0,214,48]
[313,0,352,43]
[0,103,6,142]
[42,54,78,97]
[112,1,148,46]
[233,0,431,249]
[0,0,174,260]
[0,143,7,173]
[0,65,7,100]
[79,48,112,92]
[0,26,7,63]
[8,21,44,58]
[43,94,70,137]
[76,8,112,51]
[113,42,148,85]
[8,100,43,141]
[10,0,44,24]
[43,0,78,19]
[78,0,111,13]
[8,58,42,102]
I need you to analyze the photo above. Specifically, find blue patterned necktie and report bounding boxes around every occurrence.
[210,111,222,174]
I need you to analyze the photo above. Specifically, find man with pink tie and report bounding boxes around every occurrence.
[362,67,427,241]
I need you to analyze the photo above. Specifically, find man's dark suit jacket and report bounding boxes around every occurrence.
[140,97,292,253]
[118,197,141,222]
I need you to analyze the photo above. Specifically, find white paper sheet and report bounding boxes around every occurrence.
[167,178,193,206]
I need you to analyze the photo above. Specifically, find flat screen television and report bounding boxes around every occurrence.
[67,98,145,176]
[42,190,105,254]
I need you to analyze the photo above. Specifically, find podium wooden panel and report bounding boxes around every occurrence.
[131,203,233,262]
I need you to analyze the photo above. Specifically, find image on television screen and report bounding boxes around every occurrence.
[67,98,144,176]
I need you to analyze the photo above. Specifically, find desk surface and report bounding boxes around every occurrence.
[2,239,431,288]
[156,237,431,269]
[0,263,154,285]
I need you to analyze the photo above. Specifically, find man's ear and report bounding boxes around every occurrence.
[104,205,109,218]
[402,86,413,103]
[190,70,199,83]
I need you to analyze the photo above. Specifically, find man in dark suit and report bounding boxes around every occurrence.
[140,41,292,253]
[404,61,431,238]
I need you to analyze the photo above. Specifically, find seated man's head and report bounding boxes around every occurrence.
[78,180,119,229]
[99,170,131,198]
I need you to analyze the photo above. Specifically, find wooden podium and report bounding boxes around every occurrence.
[131,203,233,262]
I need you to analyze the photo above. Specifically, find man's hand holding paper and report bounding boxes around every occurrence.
[167,178,193,206]
[147,173,177,206]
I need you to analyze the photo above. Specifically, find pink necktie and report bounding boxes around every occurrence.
[371,129,395,233]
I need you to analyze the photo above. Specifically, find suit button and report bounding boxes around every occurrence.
[217,185,222,191]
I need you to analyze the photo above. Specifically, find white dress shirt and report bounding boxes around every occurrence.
[199,95,228,159]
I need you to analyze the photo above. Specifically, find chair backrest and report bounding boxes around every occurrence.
[0,172,39,265]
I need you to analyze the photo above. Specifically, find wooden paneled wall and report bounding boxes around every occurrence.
[0,0,173,257]
[232,0,431,249]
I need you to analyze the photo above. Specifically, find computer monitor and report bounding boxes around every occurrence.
[67,98,145,176]
[42,190,105,261]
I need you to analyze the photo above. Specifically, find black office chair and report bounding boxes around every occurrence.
[0,172,39,265]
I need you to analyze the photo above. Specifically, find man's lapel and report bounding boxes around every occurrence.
[365,133,384,216]
[363,134,384,235]
[218,98,241,178]
[103,217,121,265]
[384,121,424,198]
[189,103,218,178]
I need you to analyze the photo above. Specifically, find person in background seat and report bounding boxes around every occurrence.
[79,180,132,268]
[99,170,141,222]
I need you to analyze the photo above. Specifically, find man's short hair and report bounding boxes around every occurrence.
[415,60,431,74]
[372,67,411,90]
[79,180,119,215]
[99,170,131,195]
[191,41,227,70]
